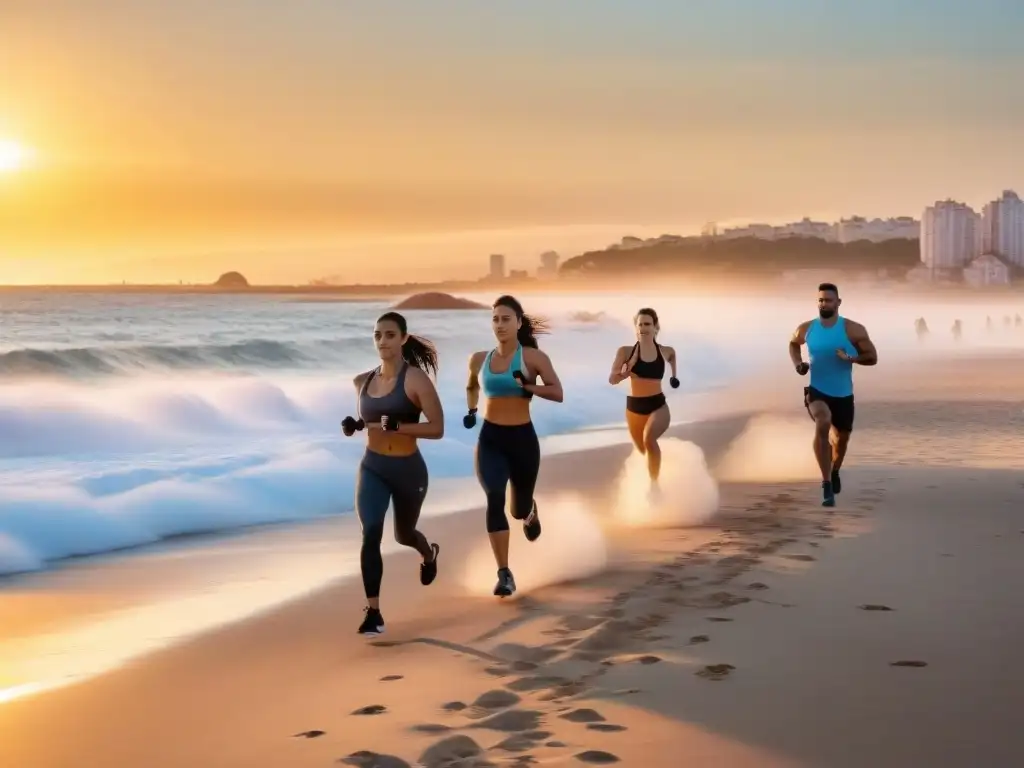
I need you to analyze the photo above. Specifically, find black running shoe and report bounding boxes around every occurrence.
[420,542,440,586]
[357,606,385,636]
[493,568,517,598]
[830,469,842,494]
[523,501,541,542]
[821,480,836,508]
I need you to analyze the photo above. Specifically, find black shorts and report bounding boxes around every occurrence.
[804,386,855,433]
[626,393,666,416]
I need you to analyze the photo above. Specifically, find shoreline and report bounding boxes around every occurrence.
[2,355,1024,766]
[0,413,747,706]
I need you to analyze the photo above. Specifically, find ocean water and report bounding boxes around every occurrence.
[0,288,1020,577]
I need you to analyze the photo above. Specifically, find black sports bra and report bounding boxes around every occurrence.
[629,342,665,380]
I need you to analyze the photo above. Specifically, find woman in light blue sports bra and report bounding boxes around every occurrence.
[463,295,564,598]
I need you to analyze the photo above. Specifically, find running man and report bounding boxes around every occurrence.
[788,283,877,507]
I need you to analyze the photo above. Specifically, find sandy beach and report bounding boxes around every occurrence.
[3,354,1024,767]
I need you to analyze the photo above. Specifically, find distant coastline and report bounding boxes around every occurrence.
[0,236,1018,296]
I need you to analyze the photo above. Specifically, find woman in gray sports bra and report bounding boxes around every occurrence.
[340,311,445,636]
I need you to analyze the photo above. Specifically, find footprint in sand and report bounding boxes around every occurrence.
[441,701,467,712]
[466,689,521,719]
[689,635,710,644]
[352,705,387,716]
[576,750,621,764]
[747,582,769,591]
[292,730,325,738]
[560,708,606,724]
[379,675,403,682]
[409,724,453,734]
[784,554,816,562]
[588,723,628,732]
[418,735,484,766]
[696,663,736,681]
[468,709,543,733]
[340,751,412,768]
[493,730,552,753]
[539,681,589,702]
[890,660,928,668]
[859,604,894,612]
[506,675,572,693]
[706,616,733,623]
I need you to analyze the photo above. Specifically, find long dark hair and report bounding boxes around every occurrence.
[376,311,439,376]
[493,295,550,349]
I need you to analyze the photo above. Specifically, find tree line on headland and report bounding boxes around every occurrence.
[558,236,920,277]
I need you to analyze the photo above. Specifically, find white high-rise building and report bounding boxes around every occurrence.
[981,190,1024,267]
[920,200,980,270]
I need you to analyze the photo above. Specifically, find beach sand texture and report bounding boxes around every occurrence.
[1,355,1023,767]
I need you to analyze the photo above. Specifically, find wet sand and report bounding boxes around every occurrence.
[2,356,1024,767]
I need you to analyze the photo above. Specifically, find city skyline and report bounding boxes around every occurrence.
[1,1,1022,284]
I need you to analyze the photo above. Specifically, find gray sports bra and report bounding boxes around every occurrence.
[358,364,422,424]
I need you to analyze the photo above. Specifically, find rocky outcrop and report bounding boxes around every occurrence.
[392,292,486,310]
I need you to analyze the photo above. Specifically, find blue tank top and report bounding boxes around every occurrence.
[481,345,527,398]
[806,317,857,398]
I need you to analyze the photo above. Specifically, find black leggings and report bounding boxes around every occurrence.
[355,449,431,599]
[475,420,541,533]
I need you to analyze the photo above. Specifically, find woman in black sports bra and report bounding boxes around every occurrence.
[608,307,679,482]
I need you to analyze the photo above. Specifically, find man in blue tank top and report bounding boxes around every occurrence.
[788,283,877,507]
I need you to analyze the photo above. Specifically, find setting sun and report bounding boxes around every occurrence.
[0,139,31,173]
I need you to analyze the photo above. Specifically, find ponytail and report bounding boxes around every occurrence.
[516,313,550,349]
[494,294,550,349]
[401,334,439,377]
[376,311,439,377]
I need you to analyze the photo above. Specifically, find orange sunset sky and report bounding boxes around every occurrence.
[0,1,1021,284]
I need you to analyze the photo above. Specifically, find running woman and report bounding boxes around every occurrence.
[788,283,877,507]
[341,311,443,635]
[463,295,564,598]
[608,307,679,483]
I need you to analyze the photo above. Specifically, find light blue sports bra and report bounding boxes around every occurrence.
[481,345,530,399]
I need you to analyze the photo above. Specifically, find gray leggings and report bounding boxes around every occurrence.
[355,449,432,599]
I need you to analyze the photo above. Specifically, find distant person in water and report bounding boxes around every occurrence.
[340,311,443,636]
[608,308,679,484]
[464,295,564,598]
[951,319,962,342]
[915,317,929,342]
[789,283,878,507]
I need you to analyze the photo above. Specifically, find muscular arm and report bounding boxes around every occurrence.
[524,349,564,403]
[608,346,631,385]
[846,321,878,366]
[789,322,810,368]
[663,346,678,379]
[466,351,485,412]
[397,368,444,438]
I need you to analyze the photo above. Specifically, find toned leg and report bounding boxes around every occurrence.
[642,404,671,481]
[475,431,512,569]
[390,453,434,561]
[807,401,833,482]
[625,409,649,455]
[355,462,391,611]
[507,424,542,541]
[830,428,851,472]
